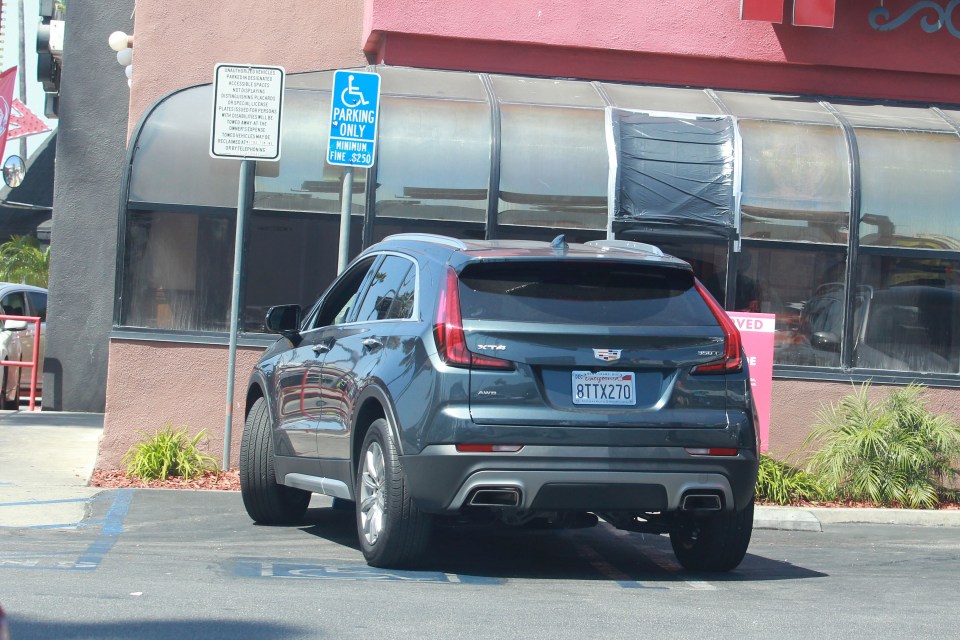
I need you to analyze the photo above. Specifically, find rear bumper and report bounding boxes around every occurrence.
[401,445,758,514]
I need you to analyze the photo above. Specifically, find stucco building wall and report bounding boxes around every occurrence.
[128,0,368,135]
[100,341,263,469]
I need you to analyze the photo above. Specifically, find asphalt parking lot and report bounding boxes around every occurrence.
[3,489,960,640]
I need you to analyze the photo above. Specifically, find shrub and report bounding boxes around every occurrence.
[804,383,960,508]
[756,454,824,505]
[123,424,219,480]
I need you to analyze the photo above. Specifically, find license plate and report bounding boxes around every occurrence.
[572,371,636,406]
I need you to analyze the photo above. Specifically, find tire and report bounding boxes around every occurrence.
[356,418,432,568]
[669,498,754,572]
[239,397,310,525]
[0,368,17,410]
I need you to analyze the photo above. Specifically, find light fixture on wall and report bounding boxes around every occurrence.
[108,30,133,88]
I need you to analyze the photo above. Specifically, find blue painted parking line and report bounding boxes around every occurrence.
[617,580,670,590]
[0,497,94,507]
[0,489,133,571]
[233,560,503,585]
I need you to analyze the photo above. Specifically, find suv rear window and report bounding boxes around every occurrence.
[458,261,716,326]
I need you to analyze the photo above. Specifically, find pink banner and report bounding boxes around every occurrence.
[727,312,775,452]
[0,67,17,159]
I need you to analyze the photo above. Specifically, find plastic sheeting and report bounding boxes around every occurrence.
[611,110,736,236]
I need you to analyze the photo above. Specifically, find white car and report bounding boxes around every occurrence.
[0,283,47,410]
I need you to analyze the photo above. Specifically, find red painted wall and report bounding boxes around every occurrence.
[364,0,960,103]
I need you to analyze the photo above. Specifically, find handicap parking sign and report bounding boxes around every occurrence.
[327,70,381,168]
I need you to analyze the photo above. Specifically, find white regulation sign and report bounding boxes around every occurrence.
[210,63,284,161]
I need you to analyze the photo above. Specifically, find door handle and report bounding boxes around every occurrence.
[312,342,331,354]
[362,337,383,351]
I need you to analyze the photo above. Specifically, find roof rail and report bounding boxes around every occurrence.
[585,239,664,256]
[380,233,468,250]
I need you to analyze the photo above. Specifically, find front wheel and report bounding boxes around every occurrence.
[669,498,754,572]
[239,397,310,524]
[356,418,432,568]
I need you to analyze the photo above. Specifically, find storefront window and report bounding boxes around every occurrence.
[857,129,960,249]
[852,255,960,374]
[129,87,240,209]
[739,120,850,244]
[254,90,366,214]
[120,210,234,331]
[735,243,848,367]
[498,104,607,230]
[242,212,363,332]
[374,96,490,224]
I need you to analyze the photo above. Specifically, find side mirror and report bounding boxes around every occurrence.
[264,305,301,337]
[811,331,840,352]
[3,319,28,331]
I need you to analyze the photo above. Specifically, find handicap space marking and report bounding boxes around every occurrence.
[607,529,717,591]
[0,489,133,571]
[0,482,16,486]
[232,561,503,585]
[0,497,94,507]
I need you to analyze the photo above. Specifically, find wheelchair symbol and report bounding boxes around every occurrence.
[340,75,369,108]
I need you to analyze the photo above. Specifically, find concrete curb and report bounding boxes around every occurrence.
[756,505,960,531]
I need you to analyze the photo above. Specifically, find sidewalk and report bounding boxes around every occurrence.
[2,409,960,531]
[0,410,103,528]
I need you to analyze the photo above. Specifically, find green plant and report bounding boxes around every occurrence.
[0,235,50,287]
[123,424,219,480]
[804,383,960,508]
[755,454,824,505]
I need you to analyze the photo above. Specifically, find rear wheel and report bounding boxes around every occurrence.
[669,498,754,572]
[356,418,432,568]
[239,397,310,524]
[0,368,19,410]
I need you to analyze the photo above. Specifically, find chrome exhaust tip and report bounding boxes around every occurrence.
[681,493,722,511]
[468,487,521,508]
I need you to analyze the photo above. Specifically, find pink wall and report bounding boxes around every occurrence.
[127,0,368,135]
[101,340,264,469]
[364,1,960,103]
[769,380,960,463]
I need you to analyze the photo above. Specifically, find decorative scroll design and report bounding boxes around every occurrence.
[869,1,960,38]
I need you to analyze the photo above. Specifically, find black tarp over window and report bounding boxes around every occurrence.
[612,110,736,237]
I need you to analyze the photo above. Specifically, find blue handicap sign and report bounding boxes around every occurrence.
[327,70,381,168]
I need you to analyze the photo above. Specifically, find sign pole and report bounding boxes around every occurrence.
[327,70,381,270]
[224,158,255,470]
[338,166,354,273]
[210,63,284,471]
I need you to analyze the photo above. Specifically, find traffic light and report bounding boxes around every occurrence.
[36,0,64,118]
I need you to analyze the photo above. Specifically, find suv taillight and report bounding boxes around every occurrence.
[691,279,743,375]
[434,267,514,371]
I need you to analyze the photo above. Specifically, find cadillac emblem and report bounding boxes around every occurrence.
[593,349,622,362]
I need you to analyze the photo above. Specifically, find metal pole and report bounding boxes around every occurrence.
[224,159,255,470]
[338,166,354,273]
[17,0,27,161]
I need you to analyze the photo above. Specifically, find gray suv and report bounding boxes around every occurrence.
[240,234,759,571]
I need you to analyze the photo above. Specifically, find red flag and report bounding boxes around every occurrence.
[0,67,18,158]
[793,0,836,28]
[740,0,783,23]
[6,99,51,140]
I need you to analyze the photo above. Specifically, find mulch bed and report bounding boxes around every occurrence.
[91,468,240,491]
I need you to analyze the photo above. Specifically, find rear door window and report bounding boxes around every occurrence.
[353,255,417,322]
[457,261,716,326]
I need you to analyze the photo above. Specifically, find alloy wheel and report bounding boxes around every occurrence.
[359,441,386,545]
